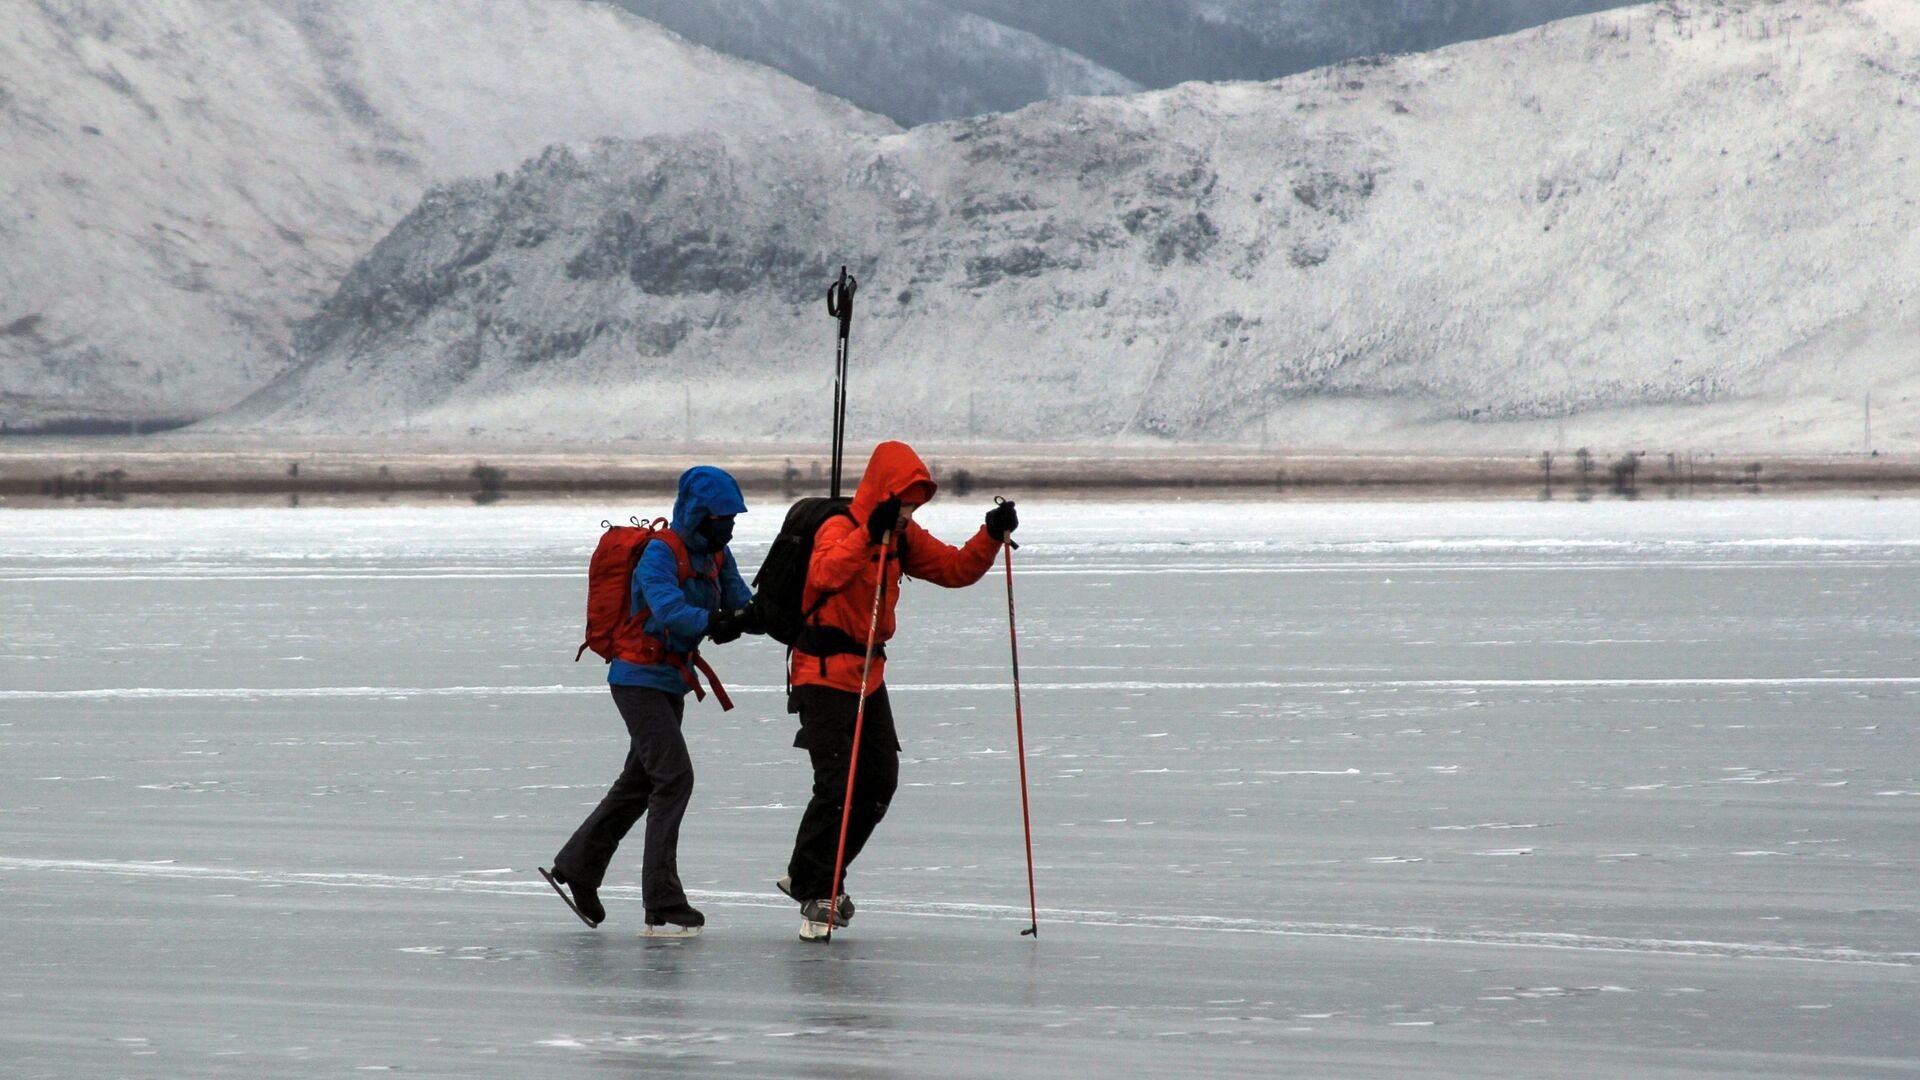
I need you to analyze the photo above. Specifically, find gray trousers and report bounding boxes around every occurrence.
[553,686,692,909]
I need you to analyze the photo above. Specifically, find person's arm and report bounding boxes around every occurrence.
[635,540,710,638]
[806,514,873,595]
[719,549,753,610]
[898,518,1000,588]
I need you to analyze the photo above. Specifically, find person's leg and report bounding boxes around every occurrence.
[837,687,899,877]
[552,687,662,890]
[631,691,695,911]
[787,736,852,899]
[785,686,899,899]
[786,686,854,899]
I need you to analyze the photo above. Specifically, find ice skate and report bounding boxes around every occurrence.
[798,897,851,942]
[539,867,603,927]
[777,875,853,924]
[642,902,705,938]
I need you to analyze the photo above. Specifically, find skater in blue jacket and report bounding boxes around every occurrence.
[542,465,758,934]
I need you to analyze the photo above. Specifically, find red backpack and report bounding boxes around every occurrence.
[574,517,733,709]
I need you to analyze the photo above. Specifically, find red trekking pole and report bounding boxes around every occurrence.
[998,505,1039,938]
[824,527,891,943]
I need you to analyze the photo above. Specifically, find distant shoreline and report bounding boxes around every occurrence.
[3,440,1917,506]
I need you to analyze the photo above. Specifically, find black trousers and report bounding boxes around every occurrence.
[786,684,901,900]
[552,686,692,909]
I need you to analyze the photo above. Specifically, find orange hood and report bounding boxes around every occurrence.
[850,441,937,526]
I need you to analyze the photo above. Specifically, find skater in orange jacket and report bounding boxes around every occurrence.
[777,440,1018,933]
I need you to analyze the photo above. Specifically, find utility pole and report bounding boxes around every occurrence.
[1865,391,1872,451]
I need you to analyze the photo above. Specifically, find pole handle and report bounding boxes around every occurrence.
[827,266,857,334]
[994,495,1021,550]
[828,265,856,498]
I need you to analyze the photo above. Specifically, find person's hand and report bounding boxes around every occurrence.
[707,607,749,645]
[739,602,767,636]
[985,499,1019,543]
[867,496,901,545]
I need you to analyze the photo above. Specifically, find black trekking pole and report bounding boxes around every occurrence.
[996,500,1038,938]
[827,266,857,499]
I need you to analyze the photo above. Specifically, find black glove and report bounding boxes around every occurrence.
[867,495,901,545]
[984,499,1019,543]
[706,607,749,645]
[738,601,767,636]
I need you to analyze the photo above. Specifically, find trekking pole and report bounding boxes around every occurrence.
[825,526,889,943]
[827,266,857,499]
[997,505,1038,938]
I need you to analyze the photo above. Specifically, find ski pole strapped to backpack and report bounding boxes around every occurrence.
[576,518,733,710]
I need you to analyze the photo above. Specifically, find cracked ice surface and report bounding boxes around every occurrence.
[1,498,1917,1078]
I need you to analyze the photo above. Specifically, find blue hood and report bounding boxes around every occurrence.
[670,465,747,550]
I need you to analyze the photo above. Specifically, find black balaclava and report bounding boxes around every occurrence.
[696,514,735,552]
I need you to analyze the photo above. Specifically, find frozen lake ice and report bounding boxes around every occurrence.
[2,497,1917,1077]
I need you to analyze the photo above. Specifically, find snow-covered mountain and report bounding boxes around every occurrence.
[949,0,1635,87]
[222,0,1920,451]
[611,0,1631,125]
[605,0,1142,127]
[0,0,891,430]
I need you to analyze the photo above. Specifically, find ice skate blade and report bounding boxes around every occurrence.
[799,917,834,943]
[641,924,702,939]
[538,867,600,928]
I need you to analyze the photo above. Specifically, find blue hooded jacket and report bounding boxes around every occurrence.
[608,466,753,693]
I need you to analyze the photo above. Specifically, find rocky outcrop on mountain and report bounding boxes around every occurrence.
[224,1,1920,450]
[0,0,890,430]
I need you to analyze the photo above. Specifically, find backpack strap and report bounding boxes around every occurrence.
[652,527,724,584]
[662,649,733,711]
[629,526,733,709]
[650,527,696,585]
[799,553,892,677]
[633,527,724,626]
[796,624,887,660]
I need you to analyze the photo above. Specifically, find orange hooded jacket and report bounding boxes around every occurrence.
[790,441,1002,693]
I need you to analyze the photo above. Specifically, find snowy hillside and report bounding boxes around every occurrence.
[222,0,1920,452]
[0,0,892,430]
[949,0,1633,87]
[607,0,1142,126]
[612,0,1630,125]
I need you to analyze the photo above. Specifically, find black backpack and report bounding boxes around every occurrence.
[750,496,852,646]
